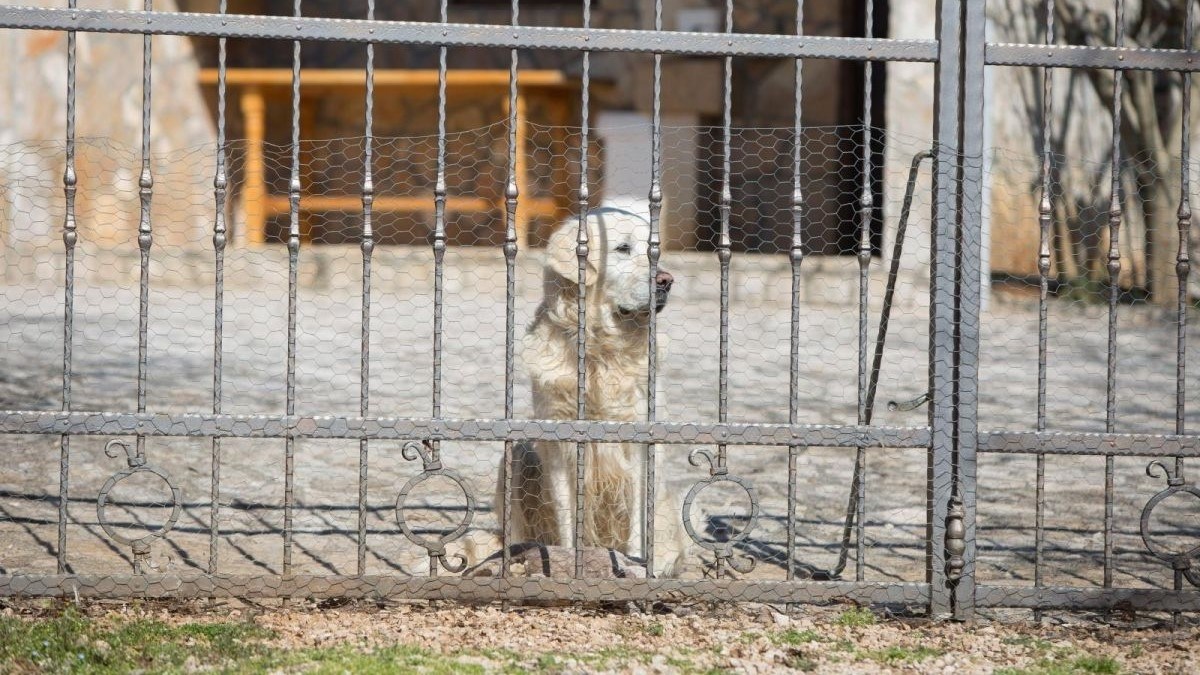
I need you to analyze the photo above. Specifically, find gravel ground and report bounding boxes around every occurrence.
[4,598,1199,673]
[2,245,1198,603]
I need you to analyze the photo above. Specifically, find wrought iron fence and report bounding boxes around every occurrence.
[0,0,1197,622]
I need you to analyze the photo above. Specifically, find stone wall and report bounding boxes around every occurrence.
[0,0,217,251]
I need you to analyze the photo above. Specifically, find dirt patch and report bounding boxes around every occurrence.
[3,598,1197,673]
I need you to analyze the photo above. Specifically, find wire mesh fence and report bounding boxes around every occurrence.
[0,121,1196,612]
[0,0,1198,619]
[0,125,932,586]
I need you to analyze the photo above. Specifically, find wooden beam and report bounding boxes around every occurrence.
[199,68,572,89]
[239,86,267,245]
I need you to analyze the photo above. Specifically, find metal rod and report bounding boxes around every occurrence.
[1103,0,1126,591]
[0,411,937,447]
[135,0,154,465]
[955,0,987,618]
[500,0,520,579]
[357,0,376,578]
[209,0,228,576]
[425,0,449,578]
[717,0,733,451]
[58,0,78,576]
[787,0,805,583]
[284,0,302,575]
[574,0,593,580]
[645,0,664,578]
[432,0,448,426]
[854,0,876,583]
[928,0,964,617]
[0,8,941,62]
[1035,0,1056,620]
[832,149,930,581]
[867,152,932,423]
[1176,0,1193,476]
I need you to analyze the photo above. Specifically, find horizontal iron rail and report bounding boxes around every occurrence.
[986,43,1200,72]
[0,574,931,604]
[0,6,938,61]
[975,585,1200,612]
[979,431,1200,457]
[0,411,931,448]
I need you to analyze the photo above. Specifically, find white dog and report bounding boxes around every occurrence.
[498,208,687,577]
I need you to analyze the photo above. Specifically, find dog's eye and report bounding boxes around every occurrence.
[615,243,632,254]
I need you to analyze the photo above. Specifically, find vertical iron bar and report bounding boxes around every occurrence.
[1175,4,1194,628]
[357,0,376,578]
[1176,0,1193,479]
[786,0,804,583]
[954,0,986,619]
[58,0,78,575]
[1103,0,1126,591]
[209,0,228,576]
[1035,0,1056,621]
[854,0,875,583]
[433,0,448,430]
[284,0,302,575]
[430,0,448,557]
[136,0,154,466]
[645,0,664,578]
[716,0,732,476]
[929,0,964,618]
[500,0,520,578]
[574,0,593,580]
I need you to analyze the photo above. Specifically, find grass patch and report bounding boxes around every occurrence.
[996,654,1122,675]
[259,644,494,675]
[0,608,658,674]
[770,629,822,646]
[865,645,943,664]
[834,607,877,627]
[0,606,274,673]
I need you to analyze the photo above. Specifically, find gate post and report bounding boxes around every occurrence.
[954,0,986,622]
[929,0,964,620]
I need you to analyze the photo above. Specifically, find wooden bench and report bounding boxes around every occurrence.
[198,68,579,246]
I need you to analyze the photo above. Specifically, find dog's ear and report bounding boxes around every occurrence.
[545,215,599,285]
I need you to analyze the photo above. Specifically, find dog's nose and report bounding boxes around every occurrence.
[655,270,674,291]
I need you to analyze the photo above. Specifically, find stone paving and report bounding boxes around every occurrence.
[2,246,1197,601]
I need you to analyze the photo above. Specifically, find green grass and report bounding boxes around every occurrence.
[864,645,943,664]
[769,629,822,646]
[0,608,658,674]
[996,654,1122,675]
[0,606,275,673]
[834,607,876,627]
[1003,636,1055,651]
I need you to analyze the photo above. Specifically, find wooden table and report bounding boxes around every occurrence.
[198,68,578,245]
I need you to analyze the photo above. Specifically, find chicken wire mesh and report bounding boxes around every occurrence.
[1,124,938,592]
[0,118,1196,611]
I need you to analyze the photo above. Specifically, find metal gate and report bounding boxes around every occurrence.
[0,0,1196,621]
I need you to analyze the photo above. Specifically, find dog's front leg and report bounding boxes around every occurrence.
[547,443,576,549]
[630,445,647,561]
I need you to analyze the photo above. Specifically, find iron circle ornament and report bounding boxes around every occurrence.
[96,439,183,550]
[395,441,476,573]
[681,448,760,575]
[1139,461,1200,585]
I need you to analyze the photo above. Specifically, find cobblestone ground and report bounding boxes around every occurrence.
[2,247,1197,607]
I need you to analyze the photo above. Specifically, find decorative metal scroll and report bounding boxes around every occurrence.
[395,440,476,576]
[681,448,759,578]
[1140,461,1200,587]
[96,439,182,574]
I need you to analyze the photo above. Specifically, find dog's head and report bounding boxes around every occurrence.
[543,208,673,317]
